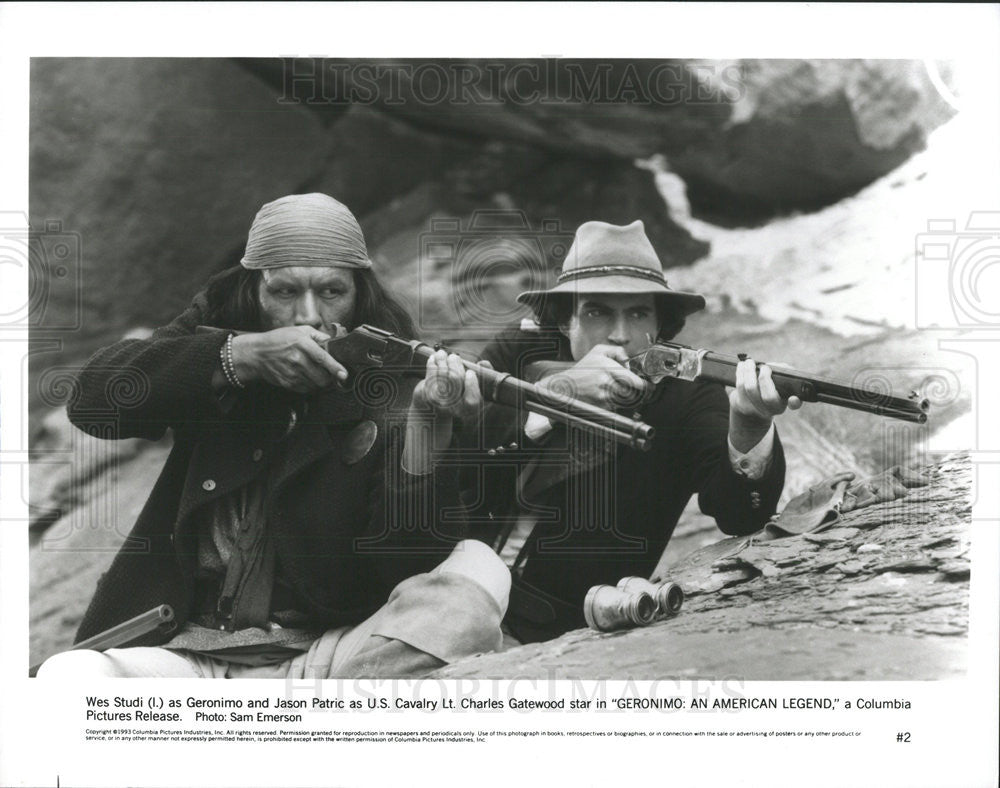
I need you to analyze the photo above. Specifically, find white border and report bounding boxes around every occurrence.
[2,4,999,787]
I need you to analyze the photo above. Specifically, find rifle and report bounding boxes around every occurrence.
[326,325,655,450]
[197,324,654,449]
[29,604,175,677]
[527,342,929,424]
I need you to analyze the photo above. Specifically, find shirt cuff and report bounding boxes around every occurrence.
[728,423,775,480]
[524,412,555,443]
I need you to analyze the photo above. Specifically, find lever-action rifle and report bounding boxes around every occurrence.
[197,324,655,450]
[326,325,655,450]
[528,342,929,424]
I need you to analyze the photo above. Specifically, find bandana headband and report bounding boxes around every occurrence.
[241,193,372,270]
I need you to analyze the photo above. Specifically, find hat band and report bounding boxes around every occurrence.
[557,265,667,284]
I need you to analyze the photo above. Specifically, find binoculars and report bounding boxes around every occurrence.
[583,577,684,633]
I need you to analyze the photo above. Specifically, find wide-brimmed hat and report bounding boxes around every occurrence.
[516,220,705,317]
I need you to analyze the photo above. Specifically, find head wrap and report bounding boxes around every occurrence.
[240,193,372,270]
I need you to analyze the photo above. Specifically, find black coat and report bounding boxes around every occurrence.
[70,291,461,646]
[459,325,786,643]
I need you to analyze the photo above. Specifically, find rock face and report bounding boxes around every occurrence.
[433,454,970,680]
[668,59,957,220]
[27,59,706,418]
[245,58,954,219]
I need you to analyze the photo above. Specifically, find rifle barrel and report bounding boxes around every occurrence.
[329,326,655,450]
[697,351,929,424]
[29,605,175,677]
[404,340,655,450]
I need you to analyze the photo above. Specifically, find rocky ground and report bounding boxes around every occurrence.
[433,454,970,680]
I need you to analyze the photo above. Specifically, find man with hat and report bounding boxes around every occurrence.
[38,193,510,678]
[457,219,793,645]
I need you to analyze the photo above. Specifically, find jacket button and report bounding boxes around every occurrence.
[509,442,518,450]
[487,449,497,456]
[202,479,216,491]
[252,449,264,462]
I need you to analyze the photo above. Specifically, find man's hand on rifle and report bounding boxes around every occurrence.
[411,350,486,422]
[535,344,650,410]
[404,350,489,476]
[229,326,348,393]
[728,358,803,453]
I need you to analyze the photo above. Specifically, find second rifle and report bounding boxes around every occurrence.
[326,325,655,451]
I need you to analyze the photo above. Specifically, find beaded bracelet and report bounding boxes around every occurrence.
[220,332,245,389]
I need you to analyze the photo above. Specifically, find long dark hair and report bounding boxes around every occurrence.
[202,265,416,338]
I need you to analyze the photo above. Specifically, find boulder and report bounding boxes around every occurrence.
[240,58,955,219]
[28,58,330,414]
[670,59,957,220]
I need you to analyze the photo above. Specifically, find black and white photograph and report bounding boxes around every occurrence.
[2,4,998,788]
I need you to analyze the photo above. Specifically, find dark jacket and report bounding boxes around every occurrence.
[459,325,786,643]
[70,291,461,646]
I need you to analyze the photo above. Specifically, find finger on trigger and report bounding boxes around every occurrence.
[613,366,647,392]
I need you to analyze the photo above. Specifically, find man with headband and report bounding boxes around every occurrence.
[38,193,510,678]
